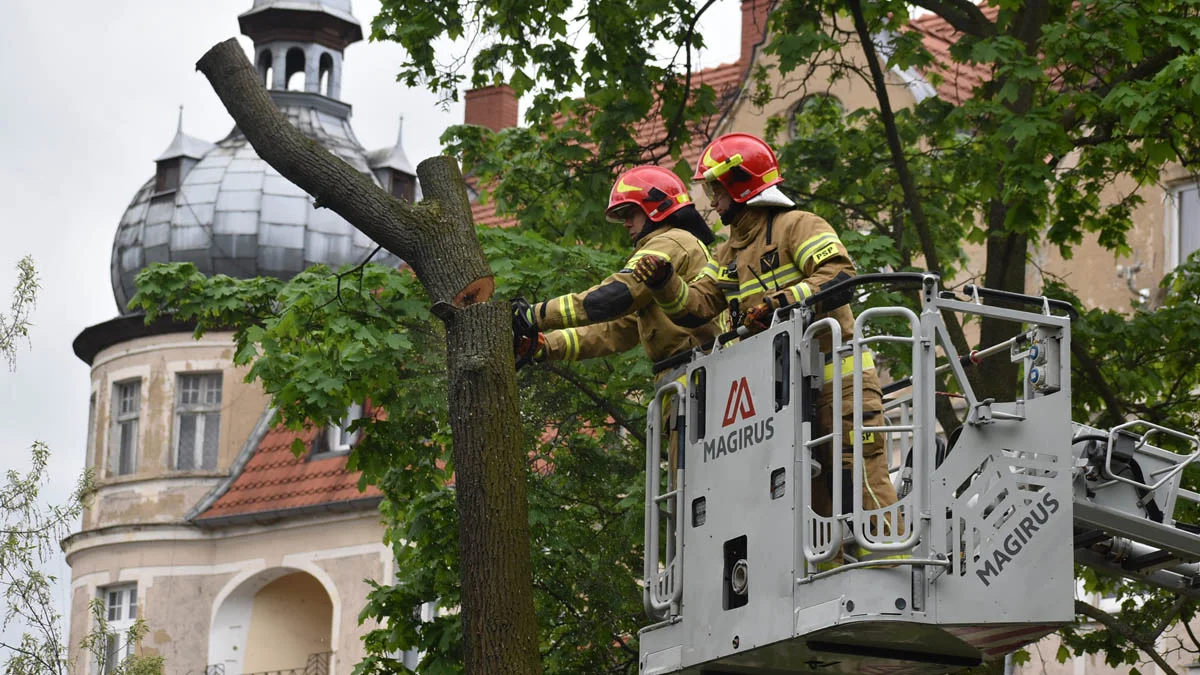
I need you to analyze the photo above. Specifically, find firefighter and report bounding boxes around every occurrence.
[631,133,902,564]
[512,165,724,482]
[512,165,724,366]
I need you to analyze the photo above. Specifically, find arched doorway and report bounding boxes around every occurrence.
[209,568,335,674]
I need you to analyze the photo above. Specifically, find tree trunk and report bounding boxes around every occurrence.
[976,223,1028,402]
[196,38,542,675]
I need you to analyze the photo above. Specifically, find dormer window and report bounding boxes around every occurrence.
[312,402,364,457]
[390,171,415,202]
[155,158,182,193]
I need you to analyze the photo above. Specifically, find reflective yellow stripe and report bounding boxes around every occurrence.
[562,328,579,360]
[557,295,578,327]
[794,232,841,270]
[796,281,813,300]
[762,168,779,184]
[660,280,689,315]
[730,268,803,302]
[823,352,876,382]
[626,250,673,268]
[692,261,719,283]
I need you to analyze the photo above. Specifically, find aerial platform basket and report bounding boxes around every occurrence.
[639,273,1200,675]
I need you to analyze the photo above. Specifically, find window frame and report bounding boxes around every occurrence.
[312,402,364,457]
[173,372,223,471]
[110,380,141,476]
[1167,181,1200,272]
[97,583,138,675]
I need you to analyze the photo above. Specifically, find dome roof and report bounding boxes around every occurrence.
[110,102,400,314]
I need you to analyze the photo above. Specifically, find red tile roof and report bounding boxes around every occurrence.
[194,425,381,524]
[906,7,998,104]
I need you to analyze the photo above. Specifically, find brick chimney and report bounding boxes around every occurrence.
[740,0,772,66]
[464,85,519,131]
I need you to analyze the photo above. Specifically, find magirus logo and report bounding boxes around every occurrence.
[722,377,756,427]
[705,377,775,463]
[975,490,1062,586]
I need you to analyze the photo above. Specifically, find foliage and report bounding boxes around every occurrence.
[766,0,1200,278]
[132,226,654,674]
[2,257,160,675]
[138,0,1200,669]
[0,255,38,370]
[1,441,94,674]
[374,0,724,249]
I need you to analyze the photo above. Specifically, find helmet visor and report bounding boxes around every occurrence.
[605,202,639,224]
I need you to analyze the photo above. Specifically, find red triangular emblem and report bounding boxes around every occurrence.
[721,377,757,427]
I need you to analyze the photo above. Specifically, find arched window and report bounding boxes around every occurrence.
[318,52,334,97]
[257,49,273,88]
[285,47,306,92]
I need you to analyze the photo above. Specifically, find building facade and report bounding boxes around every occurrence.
[64,2,416,673]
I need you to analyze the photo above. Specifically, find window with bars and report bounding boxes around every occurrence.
[175,373,223,471]
[98,584,137,674]
[111,381,140,476]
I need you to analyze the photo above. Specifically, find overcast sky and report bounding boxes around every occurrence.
[0,0,740,653]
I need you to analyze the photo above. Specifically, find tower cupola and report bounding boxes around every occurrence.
[239,0,363,102]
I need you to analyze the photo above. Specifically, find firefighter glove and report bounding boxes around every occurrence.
[741,291,789,333]
[631,255,673,289]
[515,332,546,370]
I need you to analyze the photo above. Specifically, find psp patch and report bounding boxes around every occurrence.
[811,242,839,265]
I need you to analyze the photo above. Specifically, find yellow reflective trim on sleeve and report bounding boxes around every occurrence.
[558,295,578,327]
[562,328,579,360]
[793,232,841,270]
[659,280,690,315]
[625,250,674,271]
[823,352,876,383]
[692,261,719,283]
[795,281,813,300]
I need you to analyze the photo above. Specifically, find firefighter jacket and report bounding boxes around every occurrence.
[535,225,724,363]
[649,206,882,407]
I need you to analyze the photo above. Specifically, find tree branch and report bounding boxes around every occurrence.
[909,0,997,37]
[542,363,646,445]
[195,39,491,307]
[1075,600,1180,675]
[847,0,972,356]
[1071,341,1126,426]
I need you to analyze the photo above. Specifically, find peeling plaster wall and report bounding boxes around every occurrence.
[312,552,386,668]
[81,330,270,531]
[65,513,388,675]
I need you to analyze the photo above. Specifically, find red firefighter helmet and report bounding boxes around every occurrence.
[693,132,783,203]
[605,165,693,223]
